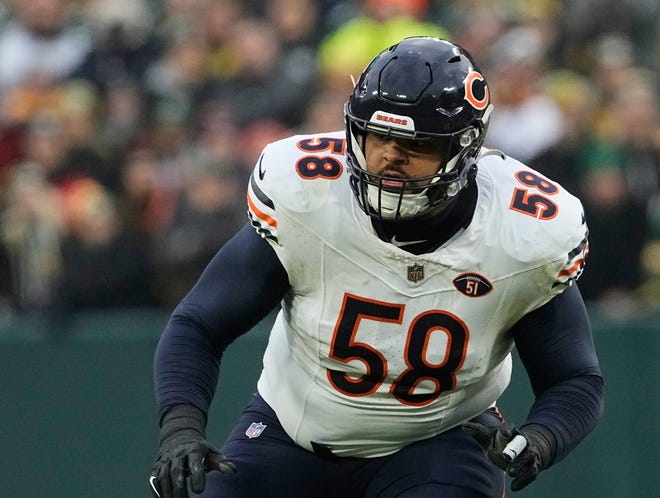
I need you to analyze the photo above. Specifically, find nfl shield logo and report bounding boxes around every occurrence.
[245,421,267,438]
[407,264,424,282]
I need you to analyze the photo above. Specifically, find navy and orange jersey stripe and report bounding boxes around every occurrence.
[247,171,278,243]
[554,233,589,288]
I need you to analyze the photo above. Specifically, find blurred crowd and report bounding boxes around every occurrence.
[0,0,658,321]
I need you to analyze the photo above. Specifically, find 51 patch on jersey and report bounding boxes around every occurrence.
[452,272,493,297]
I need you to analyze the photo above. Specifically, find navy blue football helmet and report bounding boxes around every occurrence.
[345,37,494,221]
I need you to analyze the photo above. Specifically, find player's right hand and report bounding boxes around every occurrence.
[149,405,236,498]
[150,436,236,498]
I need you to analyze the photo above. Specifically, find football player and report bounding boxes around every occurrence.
[150,37,604,497]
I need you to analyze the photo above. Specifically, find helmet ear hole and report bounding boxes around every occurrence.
[459,129,478,147]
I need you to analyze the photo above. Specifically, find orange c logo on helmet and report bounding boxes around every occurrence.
[464,71,489,110]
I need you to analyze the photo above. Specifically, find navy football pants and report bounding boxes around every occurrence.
[197,393,505,498]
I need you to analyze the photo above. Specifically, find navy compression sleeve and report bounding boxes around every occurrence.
[511,283,604,465]
[154,223,290,419]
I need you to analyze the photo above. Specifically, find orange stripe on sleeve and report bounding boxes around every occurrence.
[247,190,278,229]
[557,258,584,278]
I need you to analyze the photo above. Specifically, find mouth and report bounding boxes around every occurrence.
[380,170,407,190]
[382,177,405,189]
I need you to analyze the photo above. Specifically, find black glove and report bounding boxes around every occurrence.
[150,405,236,498]
[462,421,552,491]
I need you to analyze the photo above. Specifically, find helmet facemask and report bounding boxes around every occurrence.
[346,106,487,222]
[344,37,493,223]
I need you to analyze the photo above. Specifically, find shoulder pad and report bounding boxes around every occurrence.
[247,131,348,242]
[476,152,588,287]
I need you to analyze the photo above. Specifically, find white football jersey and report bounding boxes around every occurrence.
[247,131,588,458]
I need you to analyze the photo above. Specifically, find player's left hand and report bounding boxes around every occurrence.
[462,421,544,491]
